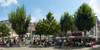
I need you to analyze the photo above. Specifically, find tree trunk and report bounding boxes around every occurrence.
[63,31,67,37]
[63,31,65,37]
[30,30,33,44]
[19,34,22,47]
[66,31,67,37]
[22,34,24,41]
[2,37,4,45]
[62,31,66,37]
[40,34,41,45]
[84,31,86,37]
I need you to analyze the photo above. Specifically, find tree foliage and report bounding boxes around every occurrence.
[35,12,61,35]
[35,20,45,35]
[0,23,10,37]
[8,5,31,46]
[60,12,74,33]
[74,3,96,36]
[8,5,31,35]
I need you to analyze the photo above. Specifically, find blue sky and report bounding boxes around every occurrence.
[0,0,100,22]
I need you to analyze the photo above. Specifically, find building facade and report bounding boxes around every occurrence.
[0,20,36,40]
[0,16,100,42]
[67,16,100,41]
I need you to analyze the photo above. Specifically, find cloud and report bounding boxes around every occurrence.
[89,0,100,20]
[31,9,45,22]
[0,0,18,7]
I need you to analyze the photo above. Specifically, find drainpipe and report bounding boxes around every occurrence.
[30,27,33,44]
[95,18,98,41]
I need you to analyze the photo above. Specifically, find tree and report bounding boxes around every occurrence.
[8,5,31,47]
[35,12,61,43]
[60,12,74,36]
[44,12,61,35]
[0,23,10,44]
[35,20,46,43]
[74,3,96,37]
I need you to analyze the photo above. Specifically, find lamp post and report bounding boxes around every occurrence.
[30,23,34,44]
[26,33,30,44]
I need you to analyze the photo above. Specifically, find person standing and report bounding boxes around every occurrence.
[54,41,56,46]
[70,41,72,47]
[17,40,20,47]
[9,40,12,47]
[33,39,35,45]
[91,42,93,48]
[64,39,66,46]
[4,40,7,46]
[6,40,9,47]
[13,39,16,45]
[45,40,47,47]
[81,40,84,46]
[59,39,62,48]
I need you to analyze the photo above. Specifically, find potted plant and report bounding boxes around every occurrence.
[22,41,26,47]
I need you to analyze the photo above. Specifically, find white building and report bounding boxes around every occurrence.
[87,16,100,41]
[0,20,36,40]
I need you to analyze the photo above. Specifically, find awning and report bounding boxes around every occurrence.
[88,35,96,38]
[67,36,75,38]
[0,38,3,40]
[56,37,61,39]
[61,37,66,38]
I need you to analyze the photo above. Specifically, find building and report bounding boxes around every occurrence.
[0,20,18,38]
[0,16,100,42]
[87,16,100,41]
[0,20,36,40]
[67,16,100,41]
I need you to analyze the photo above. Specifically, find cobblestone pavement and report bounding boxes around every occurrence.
[0,45,100,50]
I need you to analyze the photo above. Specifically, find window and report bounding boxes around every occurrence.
[90,30,94,35]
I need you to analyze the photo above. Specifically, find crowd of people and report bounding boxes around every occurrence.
[32,39,96,48]
[0,38,96,48]
[3,39,20,47]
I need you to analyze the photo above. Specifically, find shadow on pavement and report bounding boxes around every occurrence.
[89,47,100,50]
[29,45,89,50]
[29,45,47,48]
[53,46,89,50]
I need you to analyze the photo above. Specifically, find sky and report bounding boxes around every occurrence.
[0,0,99,22]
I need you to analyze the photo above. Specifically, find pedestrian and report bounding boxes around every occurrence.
[6,40,9,47]
[54,41,56,46]
[91,42,93,48]
[45,41,47,47]
[59,39,62,48]
[36,40,39,46]
[9,40,12,47]
[13,39,16,45]
[4,40,7,46]
[17,40,20,47]
[33,39,35,45]
[64,39,66,46]
[70,41,72,47]
[81,40,84,46]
